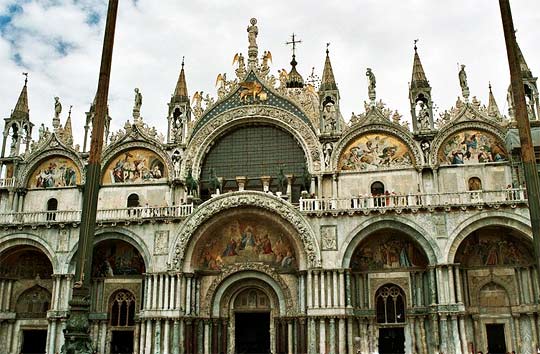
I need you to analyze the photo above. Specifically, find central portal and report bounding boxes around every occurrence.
[235,312,270,354]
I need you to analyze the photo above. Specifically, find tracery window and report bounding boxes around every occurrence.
[376,285,405,324]
[109,290,136,327]
[16,286,51,318]
[234,288,270,310]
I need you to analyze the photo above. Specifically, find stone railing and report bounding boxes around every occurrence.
[0,204,194,225]
[299,188,527,213]
[0,178,16,188]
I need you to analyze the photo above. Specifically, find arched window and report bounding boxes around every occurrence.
[376,285,405,324]
[46,198,58,221]
[127,193,140,208]
[110,290,136,327]
[234,288,270,310]
[371,181,385,195]
[16,286,51,318]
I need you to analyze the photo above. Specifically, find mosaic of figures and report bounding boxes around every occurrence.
[103,148,166,184]
[438,130,507,165]
[92,240,145,277]
[0,248,53,278]
[351,232,428,271]
[196,217,297,272]
[455,231,534,267]
[339,133,413,171]
[29,156,80,188]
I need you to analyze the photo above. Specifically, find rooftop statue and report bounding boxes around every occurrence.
[54,96,62,118]
[366,68,376,102]
[247,18,258,48]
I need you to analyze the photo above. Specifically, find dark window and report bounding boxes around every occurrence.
[127,193,140,208]
[46,198,58,221]
[371,181,385,195]
[376,285,405,324]
[110,290,136,327]
[468,177,482,191]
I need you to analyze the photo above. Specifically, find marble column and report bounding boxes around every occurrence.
[139,321,146,354]
[332,271,338,308]
[455,266,463,304]
[450,316,460,354]
[345,271,352,308]
[152,274,159,309]
[448,265,455,303]
[99,320,107,354]
[320,271,326,308]
[179,320,185,354]
[307,271,313,309]
[419,316,428,354]
[172,320,180,354]
[299,272,306,312]
[314,271,320,308]
[338,270,345,308]
[319,318,326,354]
[145,275,152,309]
[308,318,316,354]
[155,320,162,354]
[163,320,170,354]
[328,318,335,354]
[288,321,294,354]
[429,267,437,305]
[158,274,164,310]
[204,320,211,354]
[347,318,354,354]
[514,315,521,352]
[170,274,176,310]
[134,322,141,354]
[145,320,153,354]
[48,320,57,354]
[186,276,192,315]
[338,318,346,354]
[459,316,468,354]
[164,274,170,310]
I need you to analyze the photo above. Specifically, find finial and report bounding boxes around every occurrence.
[286,33,302,58]
[181,56,185,69]
[69,105,73,117]
[326,42,330,55]
[414,39,419,52]
[489,81,493,93]
[22,72,28,86]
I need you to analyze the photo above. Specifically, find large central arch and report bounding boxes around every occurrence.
[169,191,321,270]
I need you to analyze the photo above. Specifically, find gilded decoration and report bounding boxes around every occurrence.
[455,233,534,267]
[92,240,145,277]
[338,133,413,171]
[438,130,507,165]
[351,231,428,271]
[102,148,166,184]
[171,191,321,269]
[195,217,297,272]
[28,156,80,188]
[0,248,53,279]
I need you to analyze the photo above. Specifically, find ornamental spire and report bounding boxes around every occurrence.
[12,72,30,120]
[320,43,338,92]
[173,57,189,103]
[410,40,430,90]
[487,82,502,120]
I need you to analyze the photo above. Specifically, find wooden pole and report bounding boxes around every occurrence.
[499,0,540,279]
[62,1,118,352]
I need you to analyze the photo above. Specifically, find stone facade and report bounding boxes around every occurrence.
[0,18,539,354]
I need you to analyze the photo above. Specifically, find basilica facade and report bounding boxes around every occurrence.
[0,18,539,354]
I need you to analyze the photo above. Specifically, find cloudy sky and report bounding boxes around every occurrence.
[0,0,539,147]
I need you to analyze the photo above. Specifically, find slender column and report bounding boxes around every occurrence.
[195,277,201,315]
[437,267,446,304]
[450,316,460,354]
[179,320,185,354]
[134,322,141,354]
[319,318,326,354]
[158,274,165,310]
[514,315,521,353]
[455,266,463,304]
[347,317,354,354]
[163,320,170,354]
[170,274,176,310]
[48,320,58,354]
[439,316,448,354]
[5,280,13,310]
[139,320,146,354]
[288,321,294,354]
[152,274,158,309]
[145,275,152,309]
[145,320,153,354]
[459,316,468,354]
[185,320,193,354]
[409,317,416,354]
[99,320,107,354]
[320,271,326,308]
[307,271,313,309]
[204,320,211,354]
[338,318,346,354]
[299,272,306,312]
[164,274,170,310]
[448,265,455,303]
[52,275,61,309]
[6,321,14,354]
[345,271,352,308]
[338,270,345,308]
[314,271,320,308]
[429,267,437,305]
[172,320,180,354]
[212,320,219,354]
[178,274,185,313]
[419,316,428,354]
[308,318,316,354]
[530,314,538,351]
[328,318,335,354]
[0,280,4,310]
[186,275,192,315]
[155,320,162,354]
[332,271,338,308]
[220,320,227,354]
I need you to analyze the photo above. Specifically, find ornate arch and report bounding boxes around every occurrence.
[445,211,532,263]
[203,263,294,317]
[430,121,507,168]
[19,148,85,188]
[100,140,173,183]
[339,216,439,268]
[472,279,516,307]
[169,191,321,270]
[66,227,152,273]
[331,124,421,171]
[182,105,322,178]
[0,233,58,273]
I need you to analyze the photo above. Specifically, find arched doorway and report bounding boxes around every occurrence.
[453,226,534,354]
[234,288,271,354]
[109,290,136,354]
[0,245,53,354]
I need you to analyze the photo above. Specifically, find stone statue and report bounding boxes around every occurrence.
[366,68,376,101]
[417,101,430,130]
[233,53,246,79]
[208,168,221,194]
[247,18,258,47]
[54,97,62,118]
[39,123,46,139]
[323,102,337,132]
[301,166,311,193]
[458,65,468,91]
[323,142,333,168]
[186,168,198,197]
[134,88,142,112]
[421,140,430,164]
[277,168,287,194]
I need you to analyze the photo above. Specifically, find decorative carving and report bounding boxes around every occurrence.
[170,191,321,269]
[201,262,295,317]
[154,231,169,255]
[320,225,337,251]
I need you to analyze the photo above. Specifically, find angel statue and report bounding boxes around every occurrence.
[215,73,227,99]
[278,69,288,89]
[260,51,272,72]
[192,91,203,118]
[233,53,246,79]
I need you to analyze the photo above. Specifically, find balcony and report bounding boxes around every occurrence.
[299,188,527,214]
[0,178,16,188]
[0,204,194,227]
